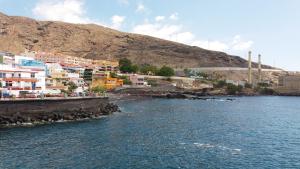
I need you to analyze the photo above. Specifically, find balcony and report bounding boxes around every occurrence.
[3,86,42,91]
[3,77,38,82]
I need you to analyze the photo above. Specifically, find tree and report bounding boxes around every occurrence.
[184,68,192,77]
[140,64,158,75]
[130,64,139,73]
[110,72,118,78]
[118,75,132,85]
[215,80,226,88]
[67,82,78,93]
[226,84,243,95]
[0,81,2,88]
[157,66,175,77]
[119,58,138,73]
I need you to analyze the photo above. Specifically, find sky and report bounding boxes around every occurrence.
[0,0,299,71]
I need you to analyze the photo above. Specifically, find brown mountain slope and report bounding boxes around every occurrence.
[0,12,271,68]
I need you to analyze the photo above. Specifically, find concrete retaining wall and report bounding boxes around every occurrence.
[0,97,119,126]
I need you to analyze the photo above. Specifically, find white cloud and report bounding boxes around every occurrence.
[33,0,92,24]
[132,22,227,51]
[155,16,165,22]
[32,0,130,30]
[111,15,126,29]
[231,35,253,51]
[136,3,146,13]
[132,18,253,52]
[170,13,179,20]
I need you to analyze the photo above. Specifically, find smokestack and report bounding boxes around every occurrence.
[248,51,252,84]
[258,54,262,83]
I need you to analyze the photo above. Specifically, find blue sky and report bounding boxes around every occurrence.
[0,0,299,71]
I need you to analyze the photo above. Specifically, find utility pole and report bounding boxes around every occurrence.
[248,51,252,84]
[258,54,262,83]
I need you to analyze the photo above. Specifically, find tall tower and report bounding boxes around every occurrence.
[258,54,262,83]
[248,51,252,84]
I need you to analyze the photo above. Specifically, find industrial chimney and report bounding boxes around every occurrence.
[258,54,262,83]
[248,51,252,84]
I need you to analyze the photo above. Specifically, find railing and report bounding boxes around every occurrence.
[2,86,42,90]
[3,77,38,82]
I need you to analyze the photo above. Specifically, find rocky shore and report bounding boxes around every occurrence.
[113,87,262,100]
[0,97,120,128]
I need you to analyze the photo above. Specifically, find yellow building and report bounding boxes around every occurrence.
[91,72,123,90]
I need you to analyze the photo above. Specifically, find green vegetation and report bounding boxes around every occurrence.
[214,80,243,95]
[118,58,175,77]
[255,86,275,95]
[183,69,209,79]
[140,64,158,75]
[244,83,252,88]
[157,66,175,77]
[197,72,209,79]
[67,82,78,93]
[226,84,243,95]
[184,68,192,77]
[119,58,139,73]
[91,86,106,94]
[110,72,118,78]
[147,79,158,87]
[60,89,69,95]
[0,82,2,88]
[214,80,227,88]
[118,75,132,85]
[257,82,270,88]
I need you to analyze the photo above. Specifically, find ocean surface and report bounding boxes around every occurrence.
[1,96,300,169]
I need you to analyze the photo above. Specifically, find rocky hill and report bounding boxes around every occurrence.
[0,12,271,68]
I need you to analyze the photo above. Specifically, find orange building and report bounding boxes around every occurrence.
[91,72,123,90]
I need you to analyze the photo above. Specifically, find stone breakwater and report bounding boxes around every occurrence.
[0,97,120,127]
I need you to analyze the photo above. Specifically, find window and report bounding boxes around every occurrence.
[18,73,21,78]
[31,73,35,78]
[6,81,12,87]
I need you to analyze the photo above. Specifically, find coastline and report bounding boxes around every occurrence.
[0,97,120,128]
[1,91,296,129]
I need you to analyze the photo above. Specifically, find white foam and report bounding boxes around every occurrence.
[193,143,242,154]
[193,143,215,148]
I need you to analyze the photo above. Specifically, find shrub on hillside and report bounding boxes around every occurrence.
[157,66,175,77]
[226,84,243,95]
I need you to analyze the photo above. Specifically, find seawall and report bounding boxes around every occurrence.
[0,97,119,127]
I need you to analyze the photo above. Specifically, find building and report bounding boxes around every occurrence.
[0,64,42,97]
[0,53,47,97]
[16,56,46,91]
[226,80,246,87]
[129,74,148,86]
[93,60,119,72]
[276,75,300,94]
[45,63,85,93]
[91,72,123,90]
